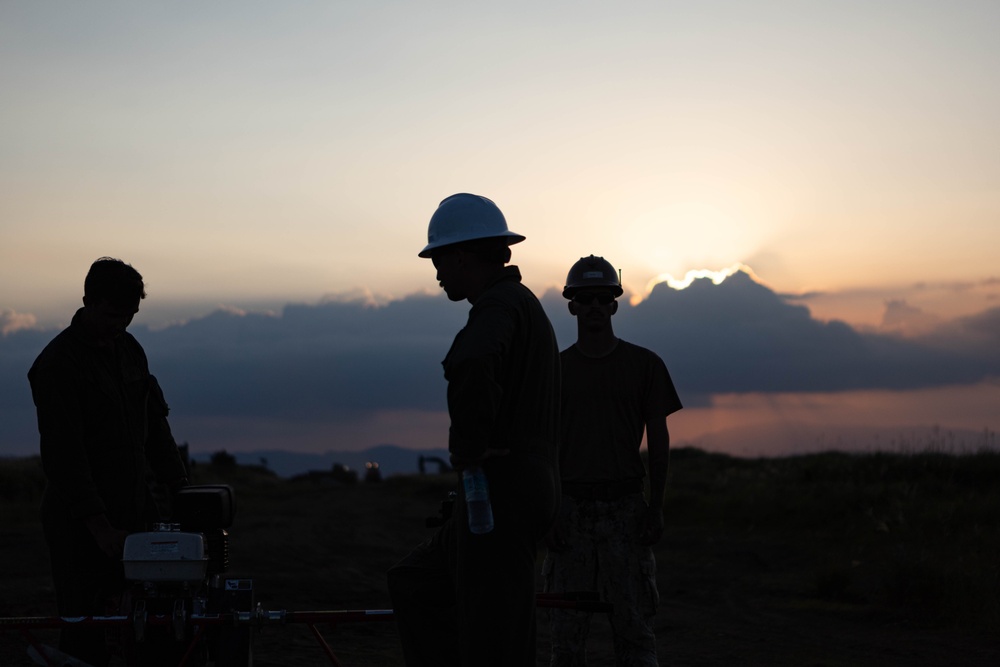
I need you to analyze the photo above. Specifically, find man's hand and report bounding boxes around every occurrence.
[168,477,189,495]
[638,505,664,546]
[544,518,569,553]
[84,514,129,560]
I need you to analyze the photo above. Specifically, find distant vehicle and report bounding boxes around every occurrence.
[418,455,452,474]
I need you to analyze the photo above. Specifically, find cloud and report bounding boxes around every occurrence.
[141,294,467,421]
[3,271,998,456]
[0,309,37,335]
[610,271,1000,399]
[0,326,52,454]
[786,276,1000,330]
[878,299,942,337]
[923,306,1000,350]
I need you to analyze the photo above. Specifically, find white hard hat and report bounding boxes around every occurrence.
[418,193,525,258]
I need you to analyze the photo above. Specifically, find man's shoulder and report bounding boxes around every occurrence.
[615,340,672,376]
[483,269,536,301]
[559,343,583,361]
[478,273,550,322]
[29,327,78,374]
[30,328,147,377]
[617,339,661,360]
[121,331,147,353]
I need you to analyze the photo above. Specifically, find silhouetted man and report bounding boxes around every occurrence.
[387,194,560,666]
[544,255,682,667]
[28,257,188,666]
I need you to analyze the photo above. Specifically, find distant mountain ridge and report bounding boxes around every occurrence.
[187,422,999,480]
[190,444,451,479]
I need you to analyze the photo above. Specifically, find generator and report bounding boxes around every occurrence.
[119,484,253,667]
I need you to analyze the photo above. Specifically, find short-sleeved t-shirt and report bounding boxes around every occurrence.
[559,339,682,484]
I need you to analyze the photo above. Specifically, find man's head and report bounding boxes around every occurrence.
[563,254,622,323]
[81,257,145,341]
[84,257,146,306]
[421,194,523,302]
[431,237,512,302]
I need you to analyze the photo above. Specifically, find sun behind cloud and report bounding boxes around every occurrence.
[631,263,764,305]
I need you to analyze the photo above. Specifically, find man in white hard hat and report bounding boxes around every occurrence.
[388,193,561,666]
[543,255,682,667]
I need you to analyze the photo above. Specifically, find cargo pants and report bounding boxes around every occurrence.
[543,493,660,667]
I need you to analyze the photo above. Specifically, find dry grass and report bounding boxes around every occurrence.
[2,447,999,666]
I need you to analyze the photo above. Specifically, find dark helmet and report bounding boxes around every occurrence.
[562,255,623,299]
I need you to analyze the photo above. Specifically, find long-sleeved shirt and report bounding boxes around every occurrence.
[443,265,560,466]
[28,308,187,530]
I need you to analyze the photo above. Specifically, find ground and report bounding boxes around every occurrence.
[1,454,998,666]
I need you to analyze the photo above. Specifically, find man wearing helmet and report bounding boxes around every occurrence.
[388,194,561,666]
[544,255,682,667]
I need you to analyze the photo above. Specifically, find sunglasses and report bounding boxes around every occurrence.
[572,292,616,305]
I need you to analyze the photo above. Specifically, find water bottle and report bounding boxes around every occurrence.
[462,466,494,534]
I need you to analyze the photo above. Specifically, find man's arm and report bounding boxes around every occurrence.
[144,375,188,488]
[30,365,127,558]
[83,513,130,560]
[29,366,108,519]
[640,415,670,546]
[443,298,514,467]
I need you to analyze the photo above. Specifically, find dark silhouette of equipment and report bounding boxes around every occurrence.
[417,455,452,474]
[119,484,253,666]
[6,482,612,666]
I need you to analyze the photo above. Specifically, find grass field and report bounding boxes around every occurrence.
[1,447,998,666]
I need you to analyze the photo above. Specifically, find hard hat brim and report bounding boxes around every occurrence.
[418,231,526,258]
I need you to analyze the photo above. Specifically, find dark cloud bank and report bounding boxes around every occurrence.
[3,271,998,466]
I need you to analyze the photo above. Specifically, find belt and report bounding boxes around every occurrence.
[562,479,643,501]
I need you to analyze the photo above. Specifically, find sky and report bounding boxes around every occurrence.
[2,2,999,466]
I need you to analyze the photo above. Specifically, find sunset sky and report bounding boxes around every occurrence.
[2,2,998,468]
